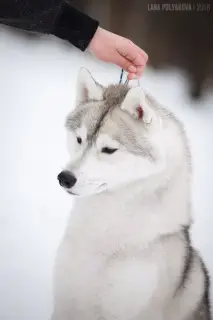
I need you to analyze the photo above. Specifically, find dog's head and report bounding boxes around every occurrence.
[58,69,187,197]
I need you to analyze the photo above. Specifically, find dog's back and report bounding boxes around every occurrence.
[52,69,211,320]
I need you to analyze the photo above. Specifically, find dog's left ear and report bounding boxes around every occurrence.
[76,68,103,105]
[121,87,152,124]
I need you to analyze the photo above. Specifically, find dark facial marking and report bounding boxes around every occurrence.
[177,226,193,291]
[66,84,155,161]
[77,137,82,144]
[101,147,118,154]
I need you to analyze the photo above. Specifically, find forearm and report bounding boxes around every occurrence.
[53,4,99,51]
[0,0,99,51]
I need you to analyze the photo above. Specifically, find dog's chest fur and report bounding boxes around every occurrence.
[53,190,200,320]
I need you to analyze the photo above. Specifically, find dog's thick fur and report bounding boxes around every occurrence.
[51,69,211,320]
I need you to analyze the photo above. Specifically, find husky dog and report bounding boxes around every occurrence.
[52,69,211,320]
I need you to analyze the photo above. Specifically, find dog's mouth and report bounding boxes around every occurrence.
[66,190,78,196]
[65,183,107,197]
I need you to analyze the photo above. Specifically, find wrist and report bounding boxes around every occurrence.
[87,27,103,54]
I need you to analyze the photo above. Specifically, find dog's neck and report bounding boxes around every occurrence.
[69,162,191,249]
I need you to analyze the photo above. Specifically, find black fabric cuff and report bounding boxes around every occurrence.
[52,4,99,51]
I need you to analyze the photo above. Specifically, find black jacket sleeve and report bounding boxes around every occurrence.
[0,0,99,51]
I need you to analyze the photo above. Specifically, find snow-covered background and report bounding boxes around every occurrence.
[0,27,213,320]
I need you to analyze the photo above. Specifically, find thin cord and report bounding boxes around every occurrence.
[119,69,140,86]
[119,69,129,85]
[124,77,129,85]
[119,69,124,84]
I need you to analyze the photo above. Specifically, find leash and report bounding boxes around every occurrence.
[119,69,124,84]
[119,69,129,85]
[119,69,140,86]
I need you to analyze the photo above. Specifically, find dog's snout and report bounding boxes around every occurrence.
[57,171,77,189]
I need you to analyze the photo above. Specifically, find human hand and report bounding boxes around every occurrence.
[88,27,148,80]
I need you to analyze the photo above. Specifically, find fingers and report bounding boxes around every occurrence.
[128,65,137,73]
[117,40,148,78]
[117,53,146,79]
[137,47,148,61]
[137,46,148,76]
[128,73,138,80]
[113,54,137,75]
[115,54,145,79]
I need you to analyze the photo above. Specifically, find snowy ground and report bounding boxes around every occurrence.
[0,26,213,320]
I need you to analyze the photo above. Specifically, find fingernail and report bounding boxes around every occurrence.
[128,65,136,73]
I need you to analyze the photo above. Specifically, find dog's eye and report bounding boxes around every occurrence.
[77,137,82,144]
[101,147,118,154]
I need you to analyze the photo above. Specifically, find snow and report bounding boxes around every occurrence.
[0,27,212,319]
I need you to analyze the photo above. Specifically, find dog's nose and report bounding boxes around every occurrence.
[57,171,77,189]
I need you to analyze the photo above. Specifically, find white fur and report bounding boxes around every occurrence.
[121,86,153,123]
[76,68,102,105]
[52,70,207,320]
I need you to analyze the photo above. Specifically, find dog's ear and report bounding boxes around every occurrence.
[76,68,103,104]
[120,87,152,124]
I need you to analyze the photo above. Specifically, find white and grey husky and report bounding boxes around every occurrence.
[52,68,211,320]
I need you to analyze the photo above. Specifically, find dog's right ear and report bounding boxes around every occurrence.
[76,68,103,105]
[120,87,153,124]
